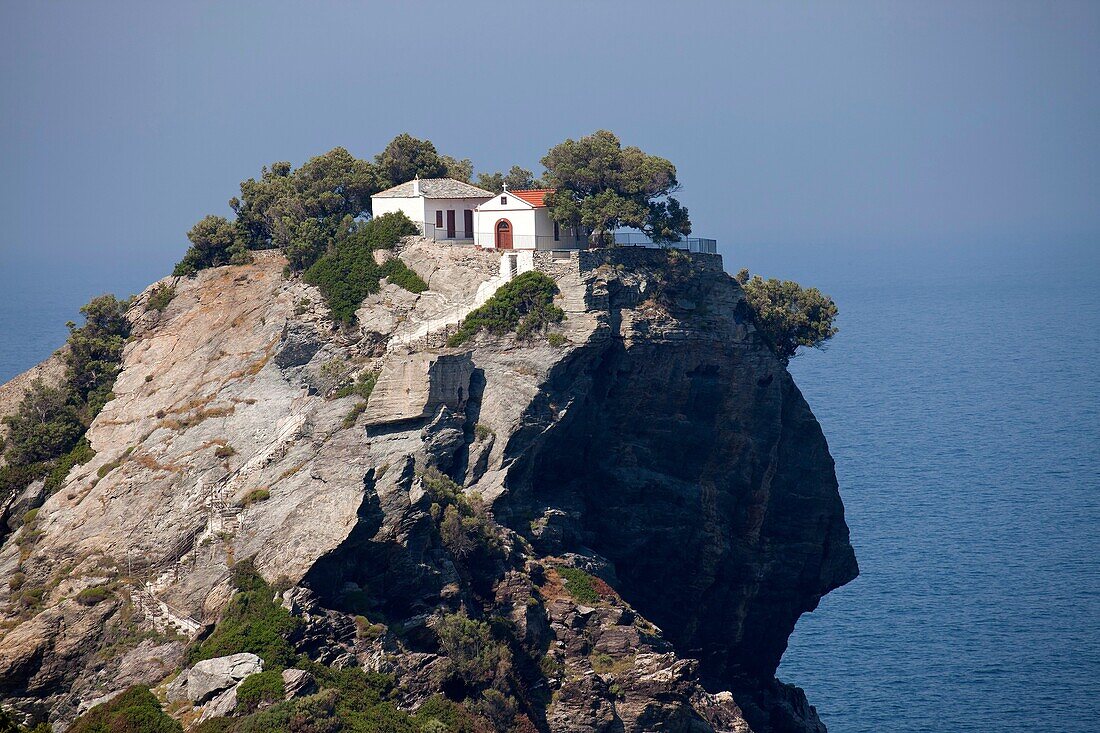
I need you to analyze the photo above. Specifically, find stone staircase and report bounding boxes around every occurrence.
[390,251,533,350]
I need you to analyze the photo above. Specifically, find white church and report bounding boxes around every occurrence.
[370,177,587,251]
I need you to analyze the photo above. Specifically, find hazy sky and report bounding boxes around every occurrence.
[1,1,1098,296]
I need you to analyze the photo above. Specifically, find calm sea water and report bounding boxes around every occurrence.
[1,245,1098,732]
[780,254,1100,732]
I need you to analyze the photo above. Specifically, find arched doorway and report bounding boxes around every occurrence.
[495,219,513,250]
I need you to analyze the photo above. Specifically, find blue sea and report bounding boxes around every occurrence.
[1,242,1098,732]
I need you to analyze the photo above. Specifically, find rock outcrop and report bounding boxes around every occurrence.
[0,241,856,732]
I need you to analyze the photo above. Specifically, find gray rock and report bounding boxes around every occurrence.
[281,668,316,699]
[198,685,238,722]
[274,322,324,369]
[186,653,263,704]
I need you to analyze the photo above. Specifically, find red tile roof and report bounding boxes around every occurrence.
[510,189,554,208]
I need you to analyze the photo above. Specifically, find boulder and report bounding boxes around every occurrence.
[179,653,263,704]
[198,685,238,722]
[281,669,317,699]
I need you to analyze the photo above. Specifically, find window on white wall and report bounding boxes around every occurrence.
[435,210,443,228]
[500,196,507,205]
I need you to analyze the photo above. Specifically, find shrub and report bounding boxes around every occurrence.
[76,585,112,606]
[473,423,494,442]
[238,488,270,507]
[188,561,301,669]
[557,566,600,604]
[342,401,369,429]
[448,271,564,346]
[174,216,251,277]
[145,283,176,312]
[334,370,378,400]
[214,444,236,459]
[43,436,95,493]
[381,257,428,293]
[734,269,839,364]
[235,670,285,714]
[9,572,25,591]
[303,212,420,324]
[435,612,510,687]
[67,686,181,733]
[546,332,567,348]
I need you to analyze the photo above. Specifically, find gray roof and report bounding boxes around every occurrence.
[372,178,494,199]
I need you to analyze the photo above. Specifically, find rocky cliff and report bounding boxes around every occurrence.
[0,239,857,732]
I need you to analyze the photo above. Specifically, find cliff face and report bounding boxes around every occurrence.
[0,241,856,733]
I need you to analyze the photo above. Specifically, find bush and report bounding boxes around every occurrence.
[734,269,839,364]
[67,686,182,733]
[76,585,112,606]
[303,212,420,324]
[214,444,236,459]
[435,613,510,687]
[546,332,567,348]
[342,401,369,429]
[448,271,564,346]
[174,216,251,277]
[238,488,270,507]
[557,567,600,604]
[380,257,428,293]
[235,670,285,714]
[188,562,300,669]
[145,283,176,312]
[334,370,378,400]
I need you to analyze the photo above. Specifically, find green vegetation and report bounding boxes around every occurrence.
[238,488,271,508]
[214,444,236,459]
[302,212,421,324]
[546,332,567,348]
[67,686,181,733]
[341,402,369,429]
[187,559,300,669]
[557,567,600,604]
[475,166,540,193]
[422,469,499,562]
[76,585,112,606]
[447,272,564,347]
[194,664,421,733]
[175,135,476,278]
[1,295,129,509]
[413,696,494,733]
[381,257,429,293]
[734,269,839,364]
[473,424,494,442]
[541,130,691,244]
[235,670,285,714]
[435,613,511,688]
[145,283,176,312]
[173,215,252,276]
[334,370,379,400]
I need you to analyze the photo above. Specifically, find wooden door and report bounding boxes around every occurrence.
[463,209,473,239]
[446,210,456,238]
[495,219,513,249]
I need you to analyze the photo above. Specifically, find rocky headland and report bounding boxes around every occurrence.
[0,238,857,733]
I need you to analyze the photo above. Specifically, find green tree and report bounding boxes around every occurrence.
[541,130,691,245]
[735,269,839,364]
[376,133,448,186]
[442,155,474,183]
[174,215,251,276]
[64,294,131,413]
[475,166,539,193]
[1,381,83,466]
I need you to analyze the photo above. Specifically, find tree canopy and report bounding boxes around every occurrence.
[475,166,540,193]
[541,130,691,244]
[735,269,839,364]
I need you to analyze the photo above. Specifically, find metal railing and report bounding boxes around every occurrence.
[410,221,717,254]
[613,232,718,254]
